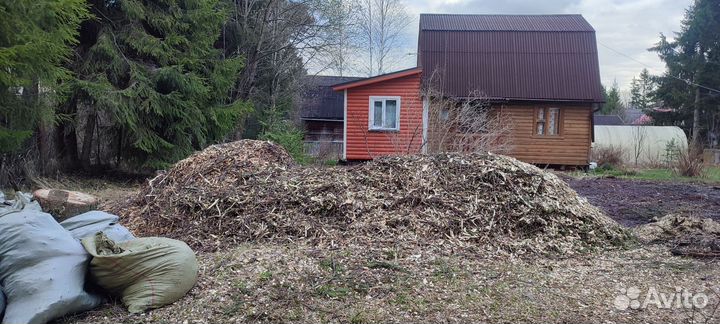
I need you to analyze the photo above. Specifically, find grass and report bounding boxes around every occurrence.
[316,284,351,298]
[578,166,720,183]
[259,270,273,281]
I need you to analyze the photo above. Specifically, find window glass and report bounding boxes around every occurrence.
[373,101,383,127]
[440,108,450,121]
[384,100,397,128]
[536,121,545,135]
[548,108,560,135]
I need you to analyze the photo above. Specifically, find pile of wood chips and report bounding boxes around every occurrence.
[635,214,720,258]
[113,140,630,255]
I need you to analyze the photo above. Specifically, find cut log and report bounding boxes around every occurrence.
[33,189,98,221]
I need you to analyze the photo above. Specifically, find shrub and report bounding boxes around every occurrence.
[673,146,705,177]
[592,145,624,169]
[259,120,311,165]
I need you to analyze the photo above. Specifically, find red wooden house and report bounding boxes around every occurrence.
[332,68,425,160]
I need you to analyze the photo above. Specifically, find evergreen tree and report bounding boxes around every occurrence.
[601,81,625,115]
[629,68,656,111]
[651,0,720,146]
[0,0,90,152]
[64,0,250,169]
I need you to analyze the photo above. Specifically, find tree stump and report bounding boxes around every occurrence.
[33,189,98,221]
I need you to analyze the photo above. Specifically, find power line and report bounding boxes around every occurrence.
[597,41,720,94]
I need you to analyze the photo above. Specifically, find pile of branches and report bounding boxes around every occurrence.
[114,140,630,255]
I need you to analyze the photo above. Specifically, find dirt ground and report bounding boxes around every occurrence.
[566,177,720,227]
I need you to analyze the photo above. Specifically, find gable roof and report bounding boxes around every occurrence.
[300,75,361,120]
[332,68,422,91]
[419,14,595,32]
[418,14,603,102]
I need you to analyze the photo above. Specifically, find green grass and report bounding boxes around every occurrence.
[316,284,350,298]
[579,166,720,183]
[259,270,273,281]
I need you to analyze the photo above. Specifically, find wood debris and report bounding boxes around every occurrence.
[111,140,630,255]
[635,214,720,258]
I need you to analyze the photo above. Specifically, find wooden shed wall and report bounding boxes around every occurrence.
[500,104,592,165]
[345,74,424,160]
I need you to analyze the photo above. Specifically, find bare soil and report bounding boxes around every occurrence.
[565,177,720,227]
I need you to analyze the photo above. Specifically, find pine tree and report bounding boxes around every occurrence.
[629,68,656,111]
[601,81,625,115]
[0,0,90,153]
[651,0,720,145]
[65,0,250,169]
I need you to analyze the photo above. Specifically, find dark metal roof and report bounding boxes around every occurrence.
[300,75,361,120]
[623,108,644,124]
[418,14,604,102]
[332,68,422,90]
[593,115,624,126]
[419,14,595,32]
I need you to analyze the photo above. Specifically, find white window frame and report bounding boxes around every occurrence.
[368,96,401,131]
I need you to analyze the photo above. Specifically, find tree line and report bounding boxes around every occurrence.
[601,0,720,149]
[0,0,410,182]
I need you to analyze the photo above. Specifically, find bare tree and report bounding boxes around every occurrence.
[223,0,346,137]
[356,0,410,76]
[422,71,514,154]
[630,126,648,166]
[225,0,342,101]
[354,82,514,158]
[319,0,361,76]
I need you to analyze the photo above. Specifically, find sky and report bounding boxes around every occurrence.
[392,0,692,93]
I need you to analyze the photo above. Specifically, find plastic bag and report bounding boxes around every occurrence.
[0,192,40,217]
[60,211,135,242]
[0,208,102,324]
[82,233,198,313]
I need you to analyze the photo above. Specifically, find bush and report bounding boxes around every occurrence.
[592,145,624,168]
[259,120,311,165]
[673,146,705,177]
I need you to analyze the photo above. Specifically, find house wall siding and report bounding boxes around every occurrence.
[500,104,592,165]
[345,74,423,160]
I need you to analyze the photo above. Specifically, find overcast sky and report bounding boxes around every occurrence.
[393,0,692,93]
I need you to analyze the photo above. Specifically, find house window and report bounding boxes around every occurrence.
[369,96,401,131]
[535,107,561,136]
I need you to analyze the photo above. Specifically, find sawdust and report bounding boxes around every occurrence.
[112,140,630,255]
[57,243,720,324]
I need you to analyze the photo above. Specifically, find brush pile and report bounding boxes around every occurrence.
[115,140,630,255]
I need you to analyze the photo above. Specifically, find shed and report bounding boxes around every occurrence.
[332,68,425,160]
[299,75,360,157]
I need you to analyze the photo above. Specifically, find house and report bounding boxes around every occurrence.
[299,75,360,158]
[332,68,425,160]
[331,14,604,166]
